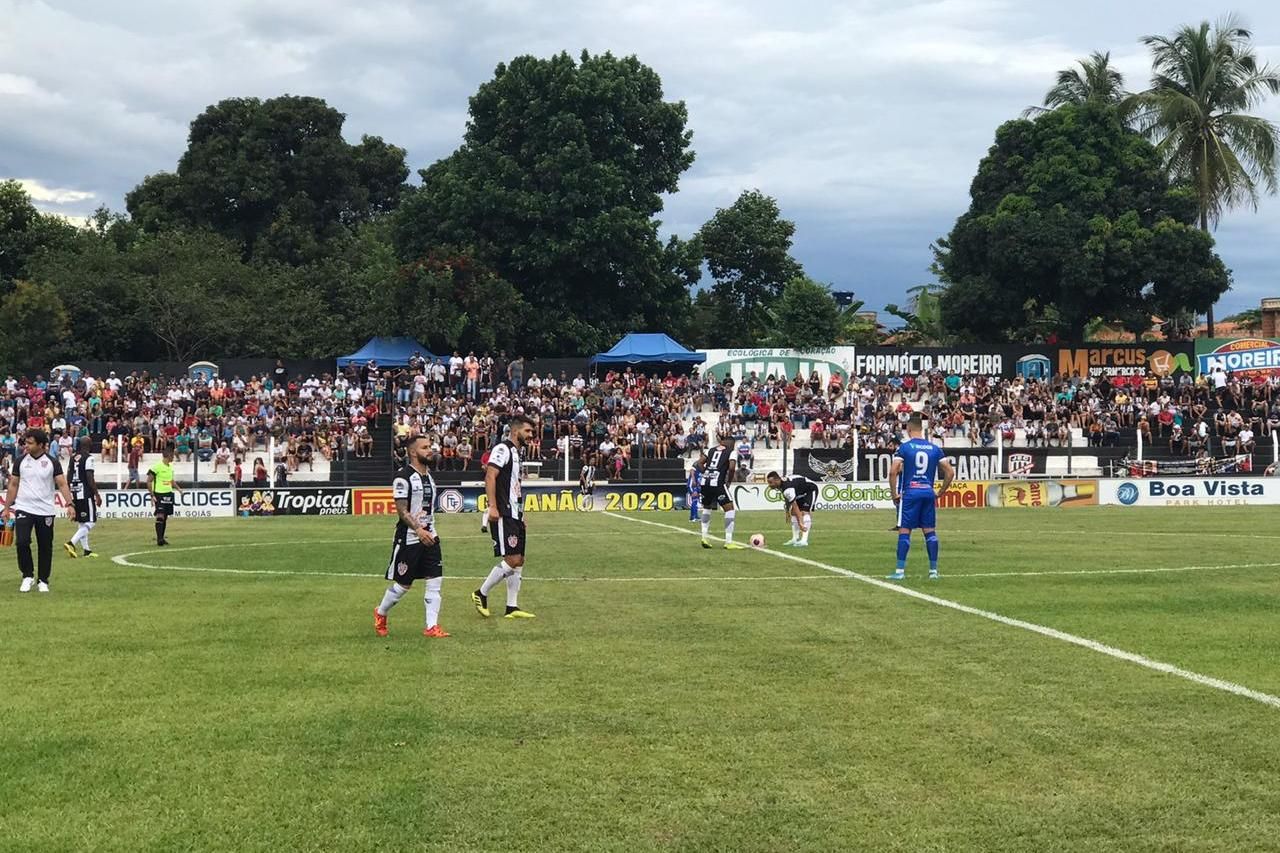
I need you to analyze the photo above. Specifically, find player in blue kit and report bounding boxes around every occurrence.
[686,460,702,523]
[888,416,954,580]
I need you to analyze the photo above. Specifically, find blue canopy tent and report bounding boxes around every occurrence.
[335,337,437,368]
[590,333,705,366]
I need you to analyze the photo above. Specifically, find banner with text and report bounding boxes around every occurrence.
[699,348,856,386]
[1195,337,1280,380]
[1099,477,1280,507]
[236,487,353,516]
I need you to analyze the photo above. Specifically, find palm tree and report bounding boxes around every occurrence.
[1131,16,1280,336]
[1022,51,1129,117]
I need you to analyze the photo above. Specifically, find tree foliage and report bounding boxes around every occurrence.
[395,51,696,355]
[126,95,408,264]
[1024,51,1131,118]
[0,280,70,373]
[698,190,804,345]
[765,277,841,348]
[935,102,1230,342]
[1130,16,1280,335]
[0,180,77,292]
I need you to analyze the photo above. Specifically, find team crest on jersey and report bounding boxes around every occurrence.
[507,534,519,548]
[807,456,857,482]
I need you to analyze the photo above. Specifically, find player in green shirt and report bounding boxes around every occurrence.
[147,448,182,546]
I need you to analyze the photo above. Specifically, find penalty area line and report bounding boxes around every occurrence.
[604,511,1280,711]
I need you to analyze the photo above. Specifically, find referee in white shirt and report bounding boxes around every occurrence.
[2,429,76,593]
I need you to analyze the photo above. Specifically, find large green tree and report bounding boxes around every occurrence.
[126,95,408,264]
[0,180,77,293]
[765,276,841,348]
[698,189,804,345]
[935,102,1230,341]
[0,280,70,373]
[394,51,696,355]
[1130,17,1280,335]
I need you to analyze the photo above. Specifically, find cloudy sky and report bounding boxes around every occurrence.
[3,0,1279,317]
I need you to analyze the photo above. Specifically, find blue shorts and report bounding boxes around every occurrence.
[897,491,936,530]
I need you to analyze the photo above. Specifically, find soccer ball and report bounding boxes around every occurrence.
[749,533,766,548]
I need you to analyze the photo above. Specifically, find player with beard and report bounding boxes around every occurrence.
[373,435,449,638]
[472,415,536,619]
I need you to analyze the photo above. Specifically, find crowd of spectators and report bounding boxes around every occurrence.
[4,351,1277,489]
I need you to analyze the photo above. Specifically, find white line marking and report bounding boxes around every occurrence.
[947,562,1280,579]
[605,512,1280,710]
[110,539,837,582]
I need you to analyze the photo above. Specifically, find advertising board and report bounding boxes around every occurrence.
[1099,478,1280,507]
[1195,337,1280,380]
[235,487,353,516]
[699,348,856,386]
[1,488,236,519]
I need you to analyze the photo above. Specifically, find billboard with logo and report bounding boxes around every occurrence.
[1056,344,1194,381]
[1195,337,1280,380]
[729,481,896,512]
[1100,478,1280,507]
[235,487,352,516]
[699,348,856,386]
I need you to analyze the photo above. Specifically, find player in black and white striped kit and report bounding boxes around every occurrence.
[698,436,744,549]
[2,429,76,593]
[766,471,819,547]
[372,435,449,638]
[472,414,536,619]
[579,459,596,510]
[64,437,102,559]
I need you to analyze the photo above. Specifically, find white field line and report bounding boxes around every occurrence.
[951,562,1280,579]
[604,512,1280,710]
[109,538,838,582]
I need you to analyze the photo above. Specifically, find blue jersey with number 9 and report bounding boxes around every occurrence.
[896,438,943,493]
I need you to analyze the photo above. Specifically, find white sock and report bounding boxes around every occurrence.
[506,569,522,608]
[700,509,712,538]
[377,582,409,615]
[70,524,89,548]
[790,519,800,541]
[800,514,812,544]
[724,510,736,543]
[480,562,513,596]
[424,577,442,628]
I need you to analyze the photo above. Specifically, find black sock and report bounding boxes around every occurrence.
[156,520,166,542]
[505,605,518,614]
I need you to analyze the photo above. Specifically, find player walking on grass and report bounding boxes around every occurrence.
[766,471,819,547]
[3,429,76,593]
[374,435,449,638]
[698,437,744,550]
[888,416,954,580]
[148,448,182,546]
[579,460,596,510]
[64,437,102,559]
[472,415,536,619]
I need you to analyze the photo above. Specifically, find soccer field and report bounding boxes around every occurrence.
[3,507,1280,852]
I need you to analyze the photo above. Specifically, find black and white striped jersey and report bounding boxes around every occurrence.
[392,464,436,546]
[67,452,97,501]
[700,445,738,489]
[487,440,522,519]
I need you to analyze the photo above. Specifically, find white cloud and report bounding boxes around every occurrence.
[13,177,95,205]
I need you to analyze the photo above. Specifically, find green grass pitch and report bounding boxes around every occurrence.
[3,506,1280,852]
